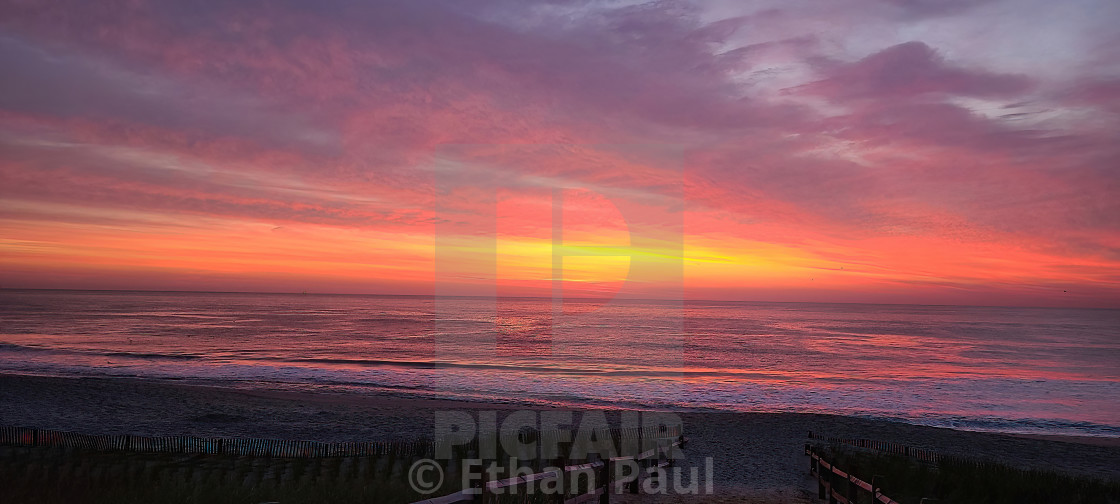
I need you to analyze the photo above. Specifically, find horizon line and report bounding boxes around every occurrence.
[1,287,1114,311]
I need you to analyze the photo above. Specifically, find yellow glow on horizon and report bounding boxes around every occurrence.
[3,192,1119,306]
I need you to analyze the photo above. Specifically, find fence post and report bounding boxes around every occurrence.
[827,467,837,504]
[600,458,610,504]
[463,459,482,504]
[871,475,884,499]
[818,462,827,500]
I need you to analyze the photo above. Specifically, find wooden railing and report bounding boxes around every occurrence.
[412,436,688,504]
[807,445,901,504]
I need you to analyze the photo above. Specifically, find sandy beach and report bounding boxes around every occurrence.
[2,372,1118,499]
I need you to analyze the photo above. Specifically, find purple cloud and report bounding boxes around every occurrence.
[797,41,1034,100]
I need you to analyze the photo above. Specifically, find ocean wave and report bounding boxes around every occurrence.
[893,414,1120,437]
[0,342,201,361]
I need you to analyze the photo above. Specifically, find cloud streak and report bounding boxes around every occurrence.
[0,0,1117,306]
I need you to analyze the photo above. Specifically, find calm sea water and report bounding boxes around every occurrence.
[1,290,1117,437]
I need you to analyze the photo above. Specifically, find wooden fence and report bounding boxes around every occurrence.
[1,423,681,461]
[433,425,682,460]
[412,436,688,504]
[807,431,941,463]
[0,425,430,458]
[807,445,901,504]
[807,430,1026,472]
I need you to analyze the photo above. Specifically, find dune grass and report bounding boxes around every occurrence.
[0,444,446,504]
[818,444,1120,504]
[0,443,609,504]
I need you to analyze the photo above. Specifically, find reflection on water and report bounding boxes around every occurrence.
[1,290,1117,436]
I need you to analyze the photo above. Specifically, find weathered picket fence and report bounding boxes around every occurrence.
[1,424,682,460]
[807,430,1037,473]
[0,425,429,458]
[807,431,941,463]
[412,435,689,504]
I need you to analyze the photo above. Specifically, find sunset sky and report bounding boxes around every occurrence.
[1,0,1119,307]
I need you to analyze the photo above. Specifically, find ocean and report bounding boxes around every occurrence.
[1,289,1117,437]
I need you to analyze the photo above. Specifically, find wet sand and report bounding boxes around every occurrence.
[2,373,1118,498]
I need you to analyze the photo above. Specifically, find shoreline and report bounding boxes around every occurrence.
[5,370,1118,440]
[1008,432,1120,448]
[210,384,1120,446]
[2,373,1119,491]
